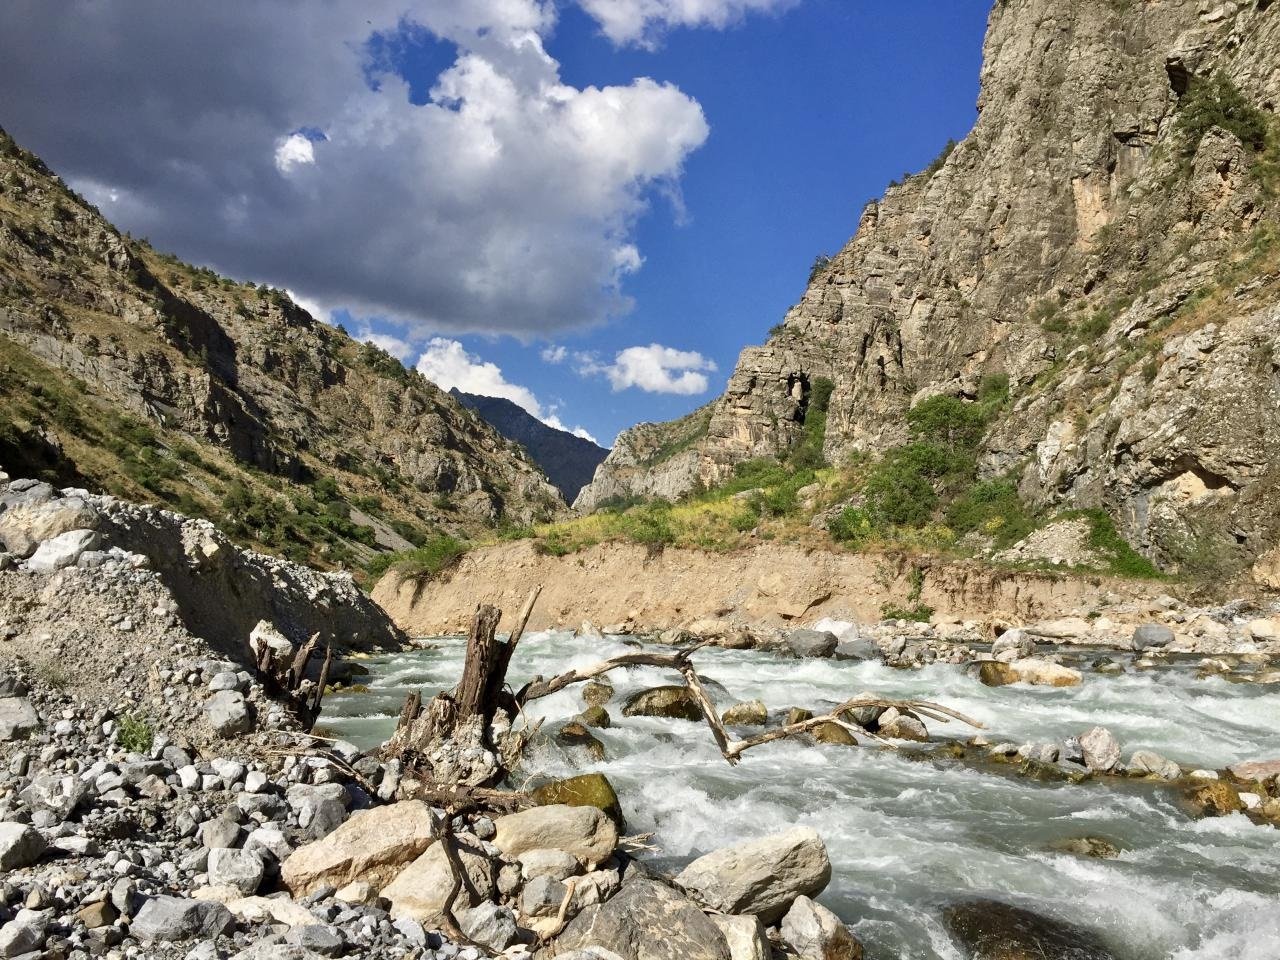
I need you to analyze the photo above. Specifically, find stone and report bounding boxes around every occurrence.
[202,816,244,850]
[0,698,39,741]
[578,705,612,728]
[621,685,703,721]
[674,827,831,924]
[284,924,346,956]
[582,681,614,706]
[977,661,1017,687]
[0,498,100,557]
[531,773,625,830]
[1183,780,1244,817]
[709,914,770,960]
[1078,727,1121,772]
[942,900,1116,960]
[555,878,731,960]
[518,847,580,881]
[1127,750,1180,780]
[381,837,495,925]
[521,874,567,918]
[334,881,377,905]
[27,528,101,572]
[780,896,862,960]
[224,895,317,928]
[281,800,435,897]
[721,700,768,726]
[207,848,265,896]
[812,721,858,745]
[494,803,618,868]
[130,895,236,943]
[787,707,814,725]
[20,773,87,819]
[1048,837,1121,859]
[0,822,46,870]
[78,898,119,928]
[1227,759,1280,782]
[787,629,838,659]
[286,783,350,840]
[205,690,253,737]
[1132,623,1174,650]
[558,721,606,761]
[245,826,292,862]
[0,909,46,957]
[833,637,878,661]
[991,629,1033,661]
[876,708,927,742]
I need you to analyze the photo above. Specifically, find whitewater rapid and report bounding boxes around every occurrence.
[319,630,1280,960]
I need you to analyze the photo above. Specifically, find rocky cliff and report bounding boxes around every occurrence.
[450,390,609,502]
[577,0,1280,580]
[0,128,564,570]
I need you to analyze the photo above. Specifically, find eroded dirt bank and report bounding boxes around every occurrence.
[372,540,1160,636]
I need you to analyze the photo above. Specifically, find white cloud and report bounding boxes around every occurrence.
[416,338,598,441]
[358,329,417,363]
[0,1,709,337]
[273,133,315,173]
[541,345,569,364]
[580,343,717,395]
[578,0,799,47]
[286,289,332,323]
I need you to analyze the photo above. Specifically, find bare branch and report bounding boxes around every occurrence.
[506,585,543,653]
[518,651,689,703]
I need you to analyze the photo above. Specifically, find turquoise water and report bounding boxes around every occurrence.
[320,630,1280,960]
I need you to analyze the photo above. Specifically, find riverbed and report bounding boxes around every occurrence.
[319,630,1280,960]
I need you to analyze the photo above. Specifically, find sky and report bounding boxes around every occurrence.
[0,0,990,446]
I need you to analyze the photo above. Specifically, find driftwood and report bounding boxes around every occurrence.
[252,630,330,731]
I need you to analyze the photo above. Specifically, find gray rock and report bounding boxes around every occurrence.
[0,698,39,741]
[0,908,47,958]
[1132,623,1174,650]
[833,637,878,661]
[0,498,99,557]
[207,848,265,896]
[1128,749,1181,780]
[20,774,87,819]
[674,827,831,924]
[285,783,350,841]
[780,895,861,960]
[518,847,579,881]
[202,816,244,850]
[787,629,838,659]
[205,691,253,738]
[130,896,235,943]
[27,528,101,573]
[1078,727,1121,772]
[0,822,46,870]
[284,925,346,957]
[991,629,1034,661]
[521,874,568,918]
[460,902,519,951]
[709,914,770,960]
[556,879,730,960]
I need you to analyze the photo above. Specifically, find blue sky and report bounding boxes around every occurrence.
[0,0,991,446]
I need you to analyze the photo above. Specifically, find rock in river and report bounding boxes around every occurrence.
[622,686,703,721]
[943,899,1116,959]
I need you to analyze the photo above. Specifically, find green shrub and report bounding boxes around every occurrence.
[1069,509,1161,578]
[366,534,469,581]
[809,254,834,283]
[923,138,957,177]
[1177,74,1270,159]
[881,603,934,623]
[946,479,1036,547]
[828,506,876,546]
[863,453,937,526]
[615,502,676,546]
[906,395,987,451]
[117,714,153,753]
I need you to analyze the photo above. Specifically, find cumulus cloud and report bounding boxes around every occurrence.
[541,345,569,364]
[416,337,598,441]
[0,1,708,337]
[580,343,717,394]
[579,0,799,46]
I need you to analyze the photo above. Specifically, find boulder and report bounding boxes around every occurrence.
[461,902,519,951]
[977,661,1017,687]
[674,827,831,924]
[130,896,235,943]
[622,686,703,721]
[0,698,40,741]
[991,629,1033,662]
[521,874,568,918]
[833,638,878,661]
[20,773,87,819]
[1078,727,1121,772]
[579,705,612,729]
[1227,759,1280,782]
[205,690,253,738]
[286,784,350,841]
[582,681,614,707]
[812,722,858,746]
[1132,623,1174,651]
[1048,837,1120,859]
[282,800,436,897]
[0,909,47,957]
[709,914,770,960]
[558,721,606,761]
[1182,780,1244,817]
[942,899,1115,960]
[722,700,768,726]
[1127,750,1180,780]
[518,847,580,882]
[531,774,625,830]
[787,630,838,659]
[27,528,101,573]
[876,708,927,742]
[224,896,318,928]
[207,848,265,897]
[494,804,618,868]
[780,896,862,960]
[0,498,99,557]
[1001,659,1083,687]
[382,837,495,925]
[554,878,731,960]
[0,822,46,870]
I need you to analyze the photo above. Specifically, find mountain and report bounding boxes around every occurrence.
[577,0,1280,583]
[0,127,564,572]
[450,389,609,503]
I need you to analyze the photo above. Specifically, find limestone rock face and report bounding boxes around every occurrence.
[673,827,832,924]
[281,801,436,897]
[574,0,1280,578]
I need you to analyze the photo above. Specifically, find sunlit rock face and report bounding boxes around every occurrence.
[577,0,1280,576]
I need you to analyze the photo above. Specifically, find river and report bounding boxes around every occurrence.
[318,629,1280,960]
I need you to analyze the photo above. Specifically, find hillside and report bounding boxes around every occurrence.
[576,0,1280,586]
[0,127,564,573]
[450,389,609,502]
